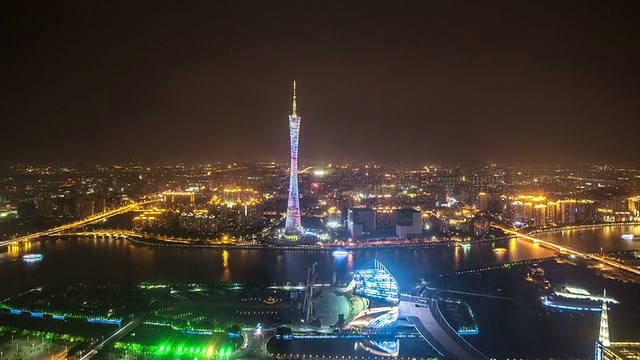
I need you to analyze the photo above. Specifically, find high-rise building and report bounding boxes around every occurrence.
[284,81,303,238]
[629,196,640,217]
[477,192,489,212]
[547,201,557,225]
[162,191,195,211]
[76,196,95,218]
[37,195,54,217]
[395,208,422,238]
[557,199,597,224]
[348,208,376,239]
[533,204,547,228]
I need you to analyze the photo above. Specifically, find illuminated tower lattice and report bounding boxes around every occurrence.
[598,289,610,346]
[284,81,303,238]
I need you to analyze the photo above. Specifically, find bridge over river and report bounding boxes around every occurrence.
[492,224,640,276]
[0,199,159,248]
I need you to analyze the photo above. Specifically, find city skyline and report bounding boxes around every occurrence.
[2,1,640,357]
[4,1,640,166]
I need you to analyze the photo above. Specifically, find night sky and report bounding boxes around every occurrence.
[4,1,640,166]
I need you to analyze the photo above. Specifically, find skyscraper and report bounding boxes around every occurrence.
[284,81,303,238]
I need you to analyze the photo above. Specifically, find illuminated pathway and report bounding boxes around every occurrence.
[492,224,640,276]
[0,200,159,248]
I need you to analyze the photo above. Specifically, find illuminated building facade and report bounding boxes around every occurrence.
[132,208,170,230]
[477,192,489,212]
[284,81,303,238]
[533,204,547,228]
[209,193,264,232]
[348,208,376,238]
[557,199,597,224]
[629,196,640,217]
[76,196,95,218]
[162,191,195,211]
[351,259,399,303]
[395,208,422,238]
[179,209,220,234]
[221,187,259,206]
[326,206,342,227]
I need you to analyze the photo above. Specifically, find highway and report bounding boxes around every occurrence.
[398,294,485,359]
[492,224,640,277]
[78,316,143,360]
[0,199,159,248]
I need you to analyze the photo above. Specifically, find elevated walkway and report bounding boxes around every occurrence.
[399,295,486,360]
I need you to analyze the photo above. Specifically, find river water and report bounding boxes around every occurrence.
[1,225,638,299]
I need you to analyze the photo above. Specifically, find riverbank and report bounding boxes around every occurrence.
[528,222,640,236]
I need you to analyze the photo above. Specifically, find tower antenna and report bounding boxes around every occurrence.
[292,81,297,116]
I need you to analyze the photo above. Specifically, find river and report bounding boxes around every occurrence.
[1,225,636,298]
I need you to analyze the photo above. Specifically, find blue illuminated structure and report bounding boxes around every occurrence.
[358,339,400,357]
[370,340,399,355]
[368,309,399,329]
[542,295,603,312]
[352,260,399,303]
[284,81,303,238]
[458,327,479,335]
[87,318,122,325]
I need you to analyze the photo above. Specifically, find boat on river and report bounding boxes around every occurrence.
[22,253,43,262]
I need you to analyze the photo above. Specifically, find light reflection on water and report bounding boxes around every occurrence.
[0,225,637,298]
[537,225,640,253]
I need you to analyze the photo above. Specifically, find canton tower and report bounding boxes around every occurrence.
[284,81,303,238]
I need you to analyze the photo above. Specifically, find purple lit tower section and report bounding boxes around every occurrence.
[284,81,303,238]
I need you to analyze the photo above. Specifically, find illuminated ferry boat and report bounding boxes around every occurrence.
[541,295,602,312]
[332,249,350,257]
[621,234,635,240]
[22,254,43,262]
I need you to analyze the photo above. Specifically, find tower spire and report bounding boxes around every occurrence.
[599,289,610,346]
[292,80,297,117]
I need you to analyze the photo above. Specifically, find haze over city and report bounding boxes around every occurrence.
[3,1,640,360]
[5,1,640,166]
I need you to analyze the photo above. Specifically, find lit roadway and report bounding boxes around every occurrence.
[0,199,159,248]
[492,224,640,277]
[79,316,143,360]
